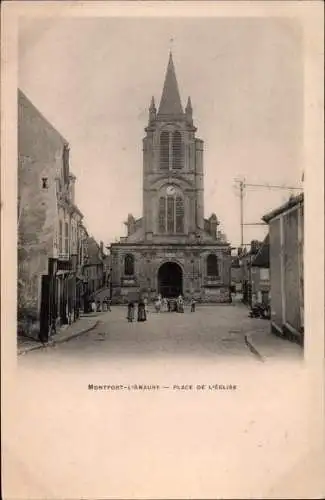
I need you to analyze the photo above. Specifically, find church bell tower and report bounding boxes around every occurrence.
[142,53,205,241]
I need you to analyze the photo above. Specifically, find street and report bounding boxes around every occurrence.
[19,302,301,365]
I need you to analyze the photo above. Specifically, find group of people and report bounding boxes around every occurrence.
[89,296,111,314]
[127,298,147,323]
[150,294,197,314]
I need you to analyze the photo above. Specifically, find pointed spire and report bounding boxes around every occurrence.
[185,96,193,125]
[185,96,192,112]
[148,96,156,124]
[149,96,156,111]
[158,52,184,116]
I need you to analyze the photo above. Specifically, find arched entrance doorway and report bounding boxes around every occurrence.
[158,262,183,298]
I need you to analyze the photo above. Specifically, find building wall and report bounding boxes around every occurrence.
[18,91,66,336]
[283,209,301,331]
[268,202,304,340]
[251,267,270,304]
[110,245,231,303]
[269,218,282,331]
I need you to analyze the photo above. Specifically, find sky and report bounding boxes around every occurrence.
[18,16,303,247]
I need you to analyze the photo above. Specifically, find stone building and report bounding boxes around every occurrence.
[263,193,304,344]
[83,238,106,297]
[110,54,231,303]
[18,90,87,341]
[250,234,270,306]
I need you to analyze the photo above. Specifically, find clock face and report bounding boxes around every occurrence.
[166,185,176,196]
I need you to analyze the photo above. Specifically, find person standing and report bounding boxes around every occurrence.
[177,295,184,313]
[143,297,148,315]
[137,299,147,322]
[162,297,167,312]
[155,297,161,313]
[190,298,196,312]
[127,301,135,322]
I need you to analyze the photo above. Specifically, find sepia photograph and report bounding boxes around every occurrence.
[17,15,305,361]
[2,1,324,499]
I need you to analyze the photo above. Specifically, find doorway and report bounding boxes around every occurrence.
[158,262,183,298]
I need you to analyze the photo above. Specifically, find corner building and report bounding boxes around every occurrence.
[111,54,231,303]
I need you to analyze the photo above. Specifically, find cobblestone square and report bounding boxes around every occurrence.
[19,302,302,365]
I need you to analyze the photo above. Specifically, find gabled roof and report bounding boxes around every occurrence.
[158,52,184,116]
[18,89,69,145]
[252,234,270,268]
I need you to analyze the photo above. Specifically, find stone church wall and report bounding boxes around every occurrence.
[110,244,232,304]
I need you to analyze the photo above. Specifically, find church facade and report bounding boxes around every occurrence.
[110,54,231,303]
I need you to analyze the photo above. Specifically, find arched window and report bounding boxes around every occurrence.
[158,197,166,233]
[167,196,175,233]
[207,254,219,277]
[124,254,134,276]
[172,131,182,169]
[160,131,169,170]
[158,194,184,234]
[175,196,184,233]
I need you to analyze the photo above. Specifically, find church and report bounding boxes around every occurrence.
[110,53,231,303]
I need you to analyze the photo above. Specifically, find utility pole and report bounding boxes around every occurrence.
[234,178,302,249]
[239,180,244,248]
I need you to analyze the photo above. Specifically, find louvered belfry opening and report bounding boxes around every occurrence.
[159,130,183,171]
[159,131,169,170]
[172,131,182,169]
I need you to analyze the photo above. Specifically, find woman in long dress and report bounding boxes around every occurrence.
[155,298,161,313]
[162,297,167,312]
[177,295,184,313]
[127,301,135,322]
[137,300,147,322]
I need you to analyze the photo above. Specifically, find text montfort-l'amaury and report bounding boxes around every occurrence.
[88,384,237,391]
